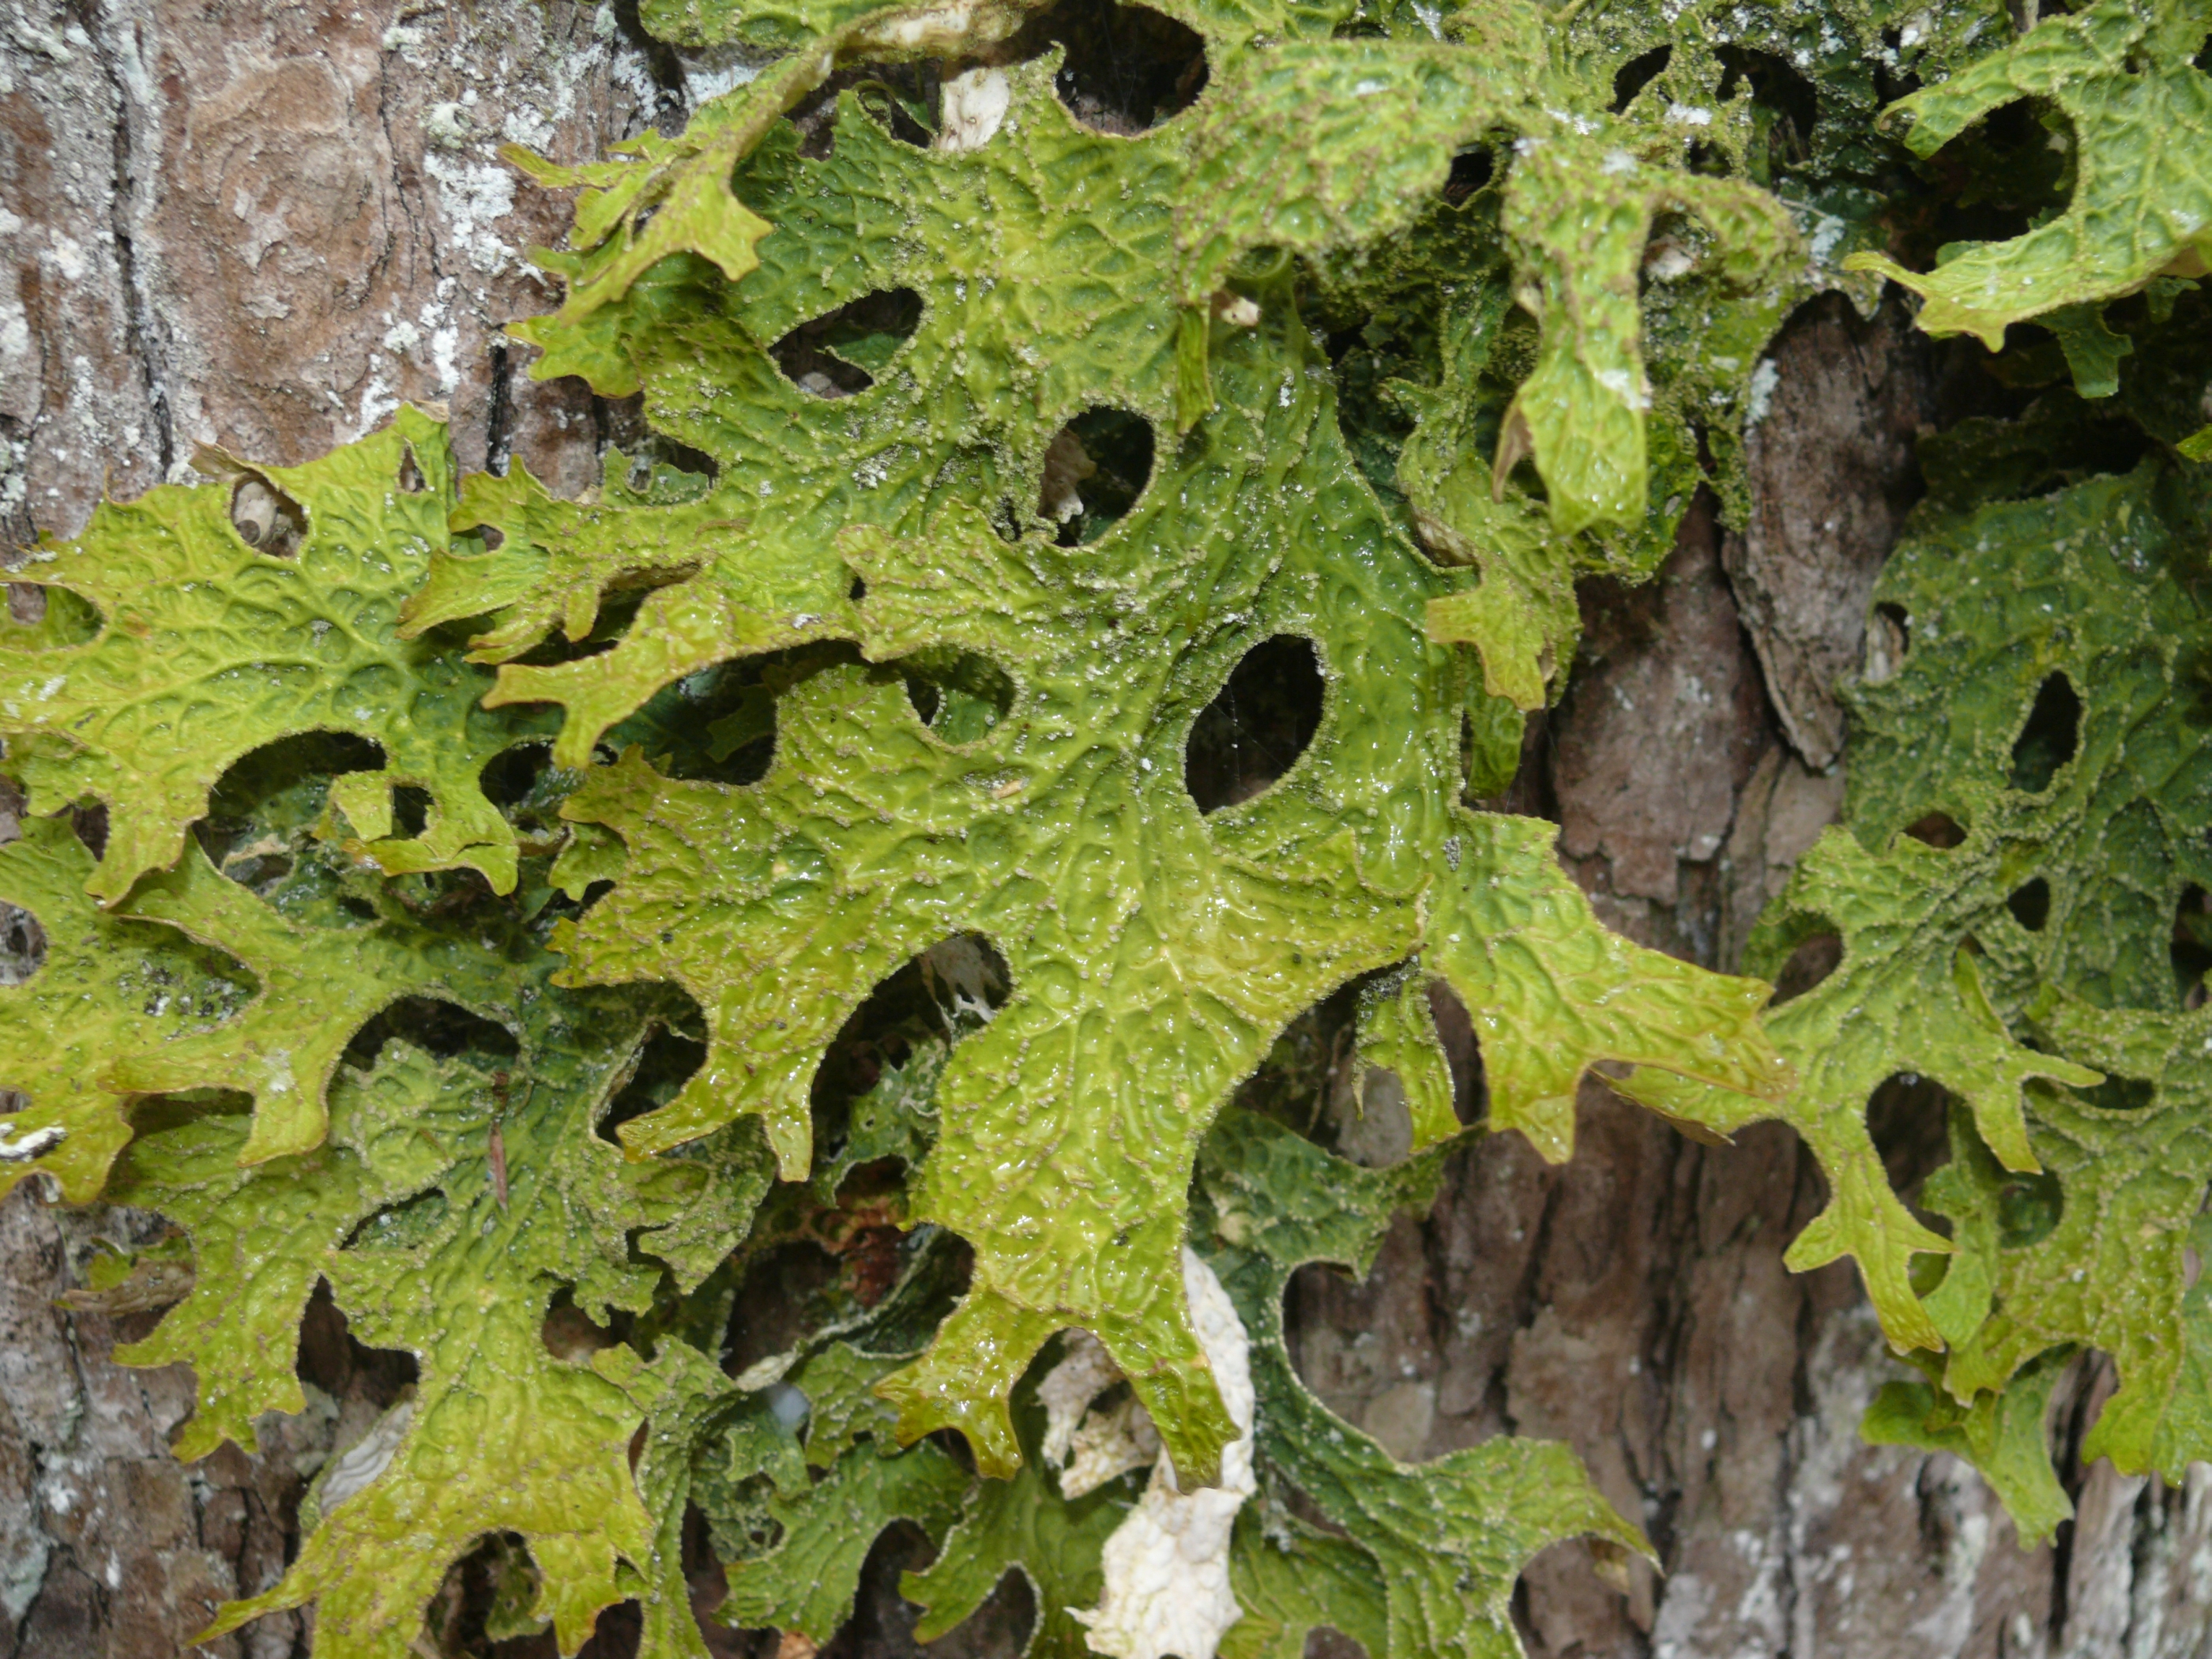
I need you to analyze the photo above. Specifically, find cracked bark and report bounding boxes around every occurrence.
[79,0,176,480]
[3,6,2210,1658]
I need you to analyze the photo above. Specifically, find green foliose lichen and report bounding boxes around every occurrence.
[3,0,2210,1653]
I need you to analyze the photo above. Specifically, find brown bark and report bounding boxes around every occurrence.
[4,5,2210,1657]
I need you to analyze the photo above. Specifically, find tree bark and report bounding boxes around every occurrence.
[3,4,2209,1657]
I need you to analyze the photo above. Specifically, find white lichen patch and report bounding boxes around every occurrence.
[423,153,517,277]
[1074,1248,1255,1659]
[307,1394,415,1530]
[1063,1394,1161,1500]
[1745,358,1781,427]
[1038,1330,1124,1465]
[852,0,1028,55]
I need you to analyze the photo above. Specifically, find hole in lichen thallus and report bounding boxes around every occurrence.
[1442,146,1494,205]
[477,741,576,845]
[2010,673,2081,792]
[860,73,939,149]
[391,785,432,839]
[1040,408,1154,545]
[607,643,863,786]
[600,1003,709,1146]
[296,1279,419,1393]
[839,938,1011,1095]
[2079,1073,2156,1113]
[810,935,1011,1176]
[2008,877,2052,933]
[3,580,102,648]
[1864,602,1909,684]
[397,446,427,495]
[2174,886,2212,1010]
[1014,0,1207,134]
[901,649,1016,744]
[479,742,551,811]
[1185,636,1325,814]
[189,731,388,896]
[542,1290,623,1364]
[1715,47,1819,175]
[229,470,308,558]
[1997,1168,2064,1250]
[344,998,520,1071]
[769,288,923,398]
[1874,26,1923,105]
[1611,44,1671,113]
[1769,923,1843,1004]
[1905,812,1967,849]
[507,587,662,669]
[1284,1251,1398,1430]
[0,900,47,985]
[783,62,938,159]
[1431,980,1484,1127]
[867,1525,1039,1656]
[342,1187,453,1252]
[1935,97,2067,254]
[1228,981,1356,1147]
[1865,1072,1954,1211]
[69,804,109,861]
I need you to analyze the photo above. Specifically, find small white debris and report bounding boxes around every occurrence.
[1209,291,1260,329]
[920,935,1006,1021]
[1665,103,1714,126]
[1039,427,1097,525]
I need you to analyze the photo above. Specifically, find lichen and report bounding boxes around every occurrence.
[2,0,2210,1653]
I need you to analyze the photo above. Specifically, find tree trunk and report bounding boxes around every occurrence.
[2,4,2206,1657]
